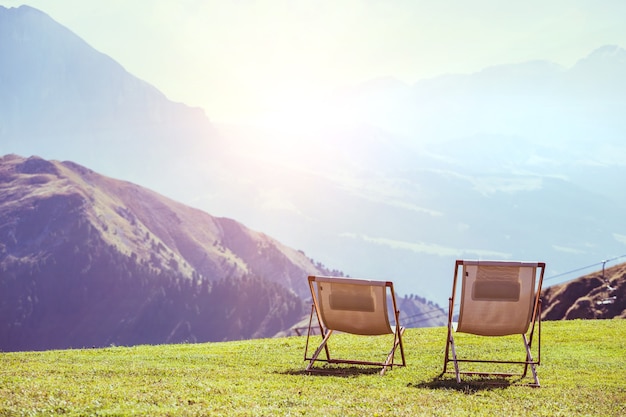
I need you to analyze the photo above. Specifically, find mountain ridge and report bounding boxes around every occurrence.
[0,154,446,352]
[0,154,326,351]
[1,154,327,297]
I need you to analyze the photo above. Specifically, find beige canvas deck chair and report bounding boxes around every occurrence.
[304,276,406,375]
[442,260,545,386]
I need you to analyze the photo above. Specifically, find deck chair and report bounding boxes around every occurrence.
[304,276,406,375]
[442,260,545,387]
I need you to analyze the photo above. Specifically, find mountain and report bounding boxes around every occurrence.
[0,155,445,352]
[542,261,626,320]
[2,5,625,307]
[332,44,626,148]
[0,5,215,185]
[0,154,334,351]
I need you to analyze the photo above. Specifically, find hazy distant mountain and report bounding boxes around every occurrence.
[542,262,626,320]
[0,5,214,182]
[332,45,626,147]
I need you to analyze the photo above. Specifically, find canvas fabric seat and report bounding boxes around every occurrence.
[304,276,406,375]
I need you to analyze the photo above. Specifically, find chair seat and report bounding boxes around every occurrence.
[304,275,406,375]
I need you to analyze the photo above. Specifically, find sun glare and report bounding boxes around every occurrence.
[252,85,358,133]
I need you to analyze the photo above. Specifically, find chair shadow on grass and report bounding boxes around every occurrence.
[280,365,382,378]
[411,375,513,393]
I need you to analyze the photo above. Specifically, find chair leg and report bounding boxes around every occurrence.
[305,329,333,372]
[449,332,461,383]
[304,304,315,360]
[441,323,461,382]
[442,297,454,376]
[442,329,451,375]
[304,303,331,364]
[523,334,540,387]
[381,327,405,376]
[396,326,406,367]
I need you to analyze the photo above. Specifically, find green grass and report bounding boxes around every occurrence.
[1,320,625,416]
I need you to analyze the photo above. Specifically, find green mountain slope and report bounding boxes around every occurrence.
[0,155,330,351]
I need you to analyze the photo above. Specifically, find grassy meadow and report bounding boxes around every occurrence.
[1,319,625,416]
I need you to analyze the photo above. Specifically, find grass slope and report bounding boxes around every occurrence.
[1,320,625,416]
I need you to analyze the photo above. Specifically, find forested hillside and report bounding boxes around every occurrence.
[0,155,327,351]
[542,261,626,320]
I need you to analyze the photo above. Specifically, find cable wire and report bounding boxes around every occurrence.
[544,254,626,283]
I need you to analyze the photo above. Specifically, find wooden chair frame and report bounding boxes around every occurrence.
[304,276,406,376]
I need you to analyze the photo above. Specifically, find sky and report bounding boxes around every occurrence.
[3,0,626,125]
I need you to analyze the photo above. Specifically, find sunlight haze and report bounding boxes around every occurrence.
[3,0,626,125]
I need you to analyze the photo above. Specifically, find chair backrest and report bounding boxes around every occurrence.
[456,260,544,336]
[309,276,394,336]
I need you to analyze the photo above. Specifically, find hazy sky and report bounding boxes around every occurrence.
[4,1,626,124]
